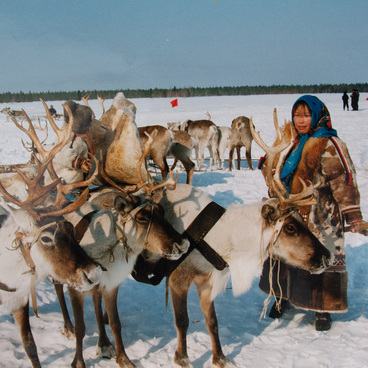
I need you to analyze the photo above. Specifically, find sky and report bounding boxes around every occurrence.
[1,0,367,93]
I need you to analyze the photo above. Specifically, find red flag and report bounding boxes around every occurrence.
[171,98,178,108]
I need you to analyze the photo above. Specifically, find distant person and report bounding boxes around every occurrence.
[351,89,359,111]
[49,105,57,116]
[342,91,349,110]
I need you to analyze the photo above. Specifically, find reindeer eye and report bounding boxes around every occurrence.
[40,235,54,248]
[135,213,149,224]
[284,224,297,235]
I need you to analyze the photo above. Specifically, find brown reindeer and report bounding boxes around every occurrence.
[1,106,26,120]
[139,125,195,184]
[229,116,254,171]
[131,115,331,368]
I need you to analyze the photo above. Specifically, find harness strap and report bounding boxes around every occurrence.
[16,233,39,318]
[182,201,228,270]
[132,201,228,286]
[74,210,98,243]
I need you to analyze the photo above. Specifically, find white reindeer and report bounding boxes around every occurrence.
[181,119,219,171]
[217,126,234,170]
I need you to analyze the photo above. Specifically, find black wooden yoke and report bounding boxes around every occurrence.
[132,201,228,286]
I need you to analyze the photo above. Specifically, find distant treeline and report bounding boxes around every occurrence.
[0,83,367,103]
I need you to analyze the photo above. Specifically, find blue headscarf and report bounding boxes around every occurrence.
[280,95,338,190]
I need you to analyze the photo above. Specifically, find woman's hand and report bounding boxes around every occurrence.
[346,220,368,235]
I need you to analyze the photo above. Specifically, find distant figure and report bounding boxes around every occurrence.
[350,89,359,111]
[49,105,57,116]
[342,91,349,110]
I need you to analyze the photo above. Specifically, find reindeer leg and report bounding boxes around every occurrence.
[236,146,241,170]
[171,158,179,171]
[246,145,253,170]
[196,284,234,368]
[54,283,75,338]
[69,287,87,368]
[184,160,195,185]
[229,147,234,171]
[152,152,169,181]
[13,301,42,368]
[171,144,194,184]
[195,146,200,170]
[92,289,116,359]
[170,276,193,368]
[102,287,137,368]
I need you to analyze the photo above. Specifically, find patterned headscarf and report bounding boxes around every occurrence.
[280,95,338,190]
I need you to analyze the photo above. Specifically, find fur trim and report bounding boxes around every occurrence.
[290,137,328,214]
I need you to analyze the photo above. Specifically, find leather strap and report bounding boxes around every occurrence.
[74,210,98,243]
[132,201,228,285]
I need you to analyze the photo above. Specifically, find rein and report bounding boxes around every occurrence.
[260,212,292,320]
[117,202,154,254]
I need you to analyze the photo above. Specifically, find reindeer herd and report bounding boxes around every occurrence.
[0,93,332,368]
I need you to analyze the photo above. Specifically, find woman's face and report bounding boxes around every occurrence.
[293,104,312,134]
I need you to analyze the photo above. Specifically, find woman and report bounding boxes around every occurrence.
[259,95,367,331]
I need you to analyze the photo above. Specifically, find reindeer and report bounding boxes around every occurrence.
[1,106,26,120]
[52,133,190,368]
[0,107,104,368]
[217,126,234,170]
[139,125,196,184]
[229,116,254,171]
[180,119,219,171]
[129,115,332,368]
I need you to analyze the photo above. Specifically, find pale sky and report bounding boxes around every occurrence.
[1,0,367,93]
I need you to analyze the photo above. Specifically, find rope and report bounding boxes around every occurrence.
[259,216,288,320]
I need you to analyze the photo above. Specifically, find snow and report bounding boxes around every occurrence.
[0,93,367,368]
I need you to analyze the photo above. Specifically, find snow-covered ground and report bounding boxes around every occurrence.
[0,93,367,368]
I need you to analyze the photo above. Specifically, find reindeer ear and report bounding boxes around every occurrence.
[7,206,37,232]
[113,195,139,215]
[261,201,280,223]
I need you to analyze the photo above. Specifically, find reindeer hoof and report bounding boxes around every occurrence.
[96,344,116,358]
[211,357,237,368]
[115,355,137,368]
[173,354,193,368]
[60,327,75,339]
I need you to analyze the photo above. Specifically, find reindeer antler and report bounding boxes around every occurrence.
[2,101,99,221]
[82,91,96,119]
[250,108,317,211]
[97,93,106,117]
[21,118,48,153]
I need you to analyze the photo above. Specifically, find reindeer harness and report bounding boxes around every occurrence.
[132,201,229,285]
